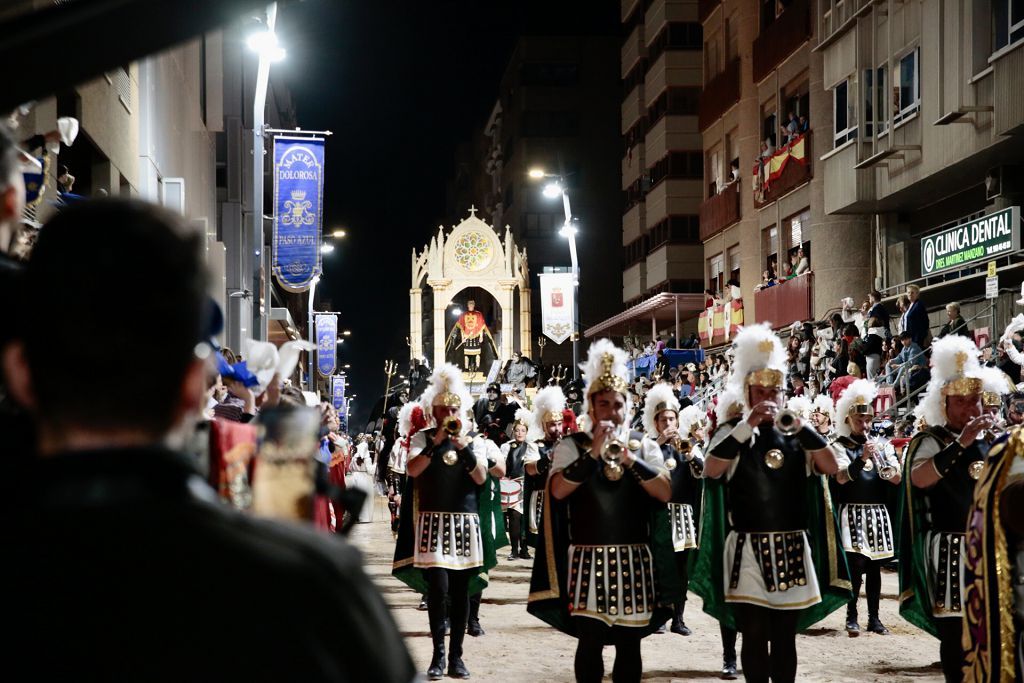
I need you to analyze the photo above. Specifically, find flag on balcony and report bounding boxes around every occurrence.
[762,134,808,189]
[729,299,744,337]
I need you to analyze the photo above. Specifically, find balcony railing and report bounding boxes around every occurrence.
[698,57,740,131]
[753,130,812,208]
[752,0,811,83]
[753,272,813,329]
[698,0,720,23]
[699,181,740,241]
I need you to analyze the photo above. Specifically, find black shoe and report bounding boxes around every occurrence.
[444,618,450,636]
[846,619,860,637]
[670,620,692,636]
[866,617,890,635]
[467,620,485,637]
[654,623,666,634]
[427,646,446,680]
[519,550,532,560]
[506,552,518,561]
[448,655,471,679]
[721,659,738,680]
[418,598,428,611]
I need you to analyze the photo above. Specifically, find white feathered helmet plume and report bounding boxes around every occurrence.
[532,386,566,435]
[811,394,835,423]
[785,395,813,420]
[915,335,984,427]
[726,323,787,415]
[419,362,474,426]
[714,386,744,425]
[511,407,539,440]
[642,383,679,437]
[678,404,708,439]
[580,338,631,417]
[834,379,877,437]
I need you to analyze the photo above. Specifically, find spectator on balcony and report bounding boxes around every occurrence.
[762,137,776,158]
[866,289,891,339]
[885,332,923,394]
[798,115,809,134]
[782,112,799,146]
[754,269,777,292]
[937,302,971,340]
[901,284,930,348]
[788,248,810,279]
[729,159,740,184]
[895,295,910,335]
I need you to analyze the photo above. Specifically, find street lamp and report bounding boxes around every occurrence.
[343,364,351,369]
[529,166,580,379]
[343,329,352,336]
[246,2,283,344]
[320,243,335,254]
[331,228,347,238]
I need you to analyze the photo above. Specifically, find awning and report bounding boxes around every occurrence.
[0,0,270,112]
[584,292,706,339]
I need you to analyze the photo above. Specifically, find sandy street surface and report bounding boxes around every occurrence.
[350,508,944,683]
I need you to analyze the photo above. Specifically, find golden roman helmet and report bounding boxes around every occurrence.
[746,367,785,389]
[435,385,462,408]
[587,352,629,398]
[848,397,875,418]
[982,391,1002,408]
[940,353,983,397]
[543,410,564,425]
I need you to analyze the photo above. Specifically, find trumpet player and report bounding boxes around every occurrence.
[528,339,675,683]
[524,386,566,549]
[391,364,491,680]
[899,336,994,683]
[643,384,702,637]
[703,325,845,683]
[830,379,900,637]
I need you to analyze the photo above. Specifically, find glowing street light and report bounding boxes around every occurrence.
[542,181,563,199]
[343,364,351,369]
[246,29,286,62]
[331,229,347,238]
[451,307,462,317]
[320,243,335,254]
[528,168,546,179]
[342,329,352,336]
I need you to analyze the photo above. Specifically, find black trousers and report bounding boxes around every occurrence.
[721,624,738,661]
[734,604,799,683]
[674,550,691,606]
[469,591,481,622]
[573,618,643,683]
[425,567,471,657]
[846,552,882,619]
[936,618,963,683]
[505,509,523,555]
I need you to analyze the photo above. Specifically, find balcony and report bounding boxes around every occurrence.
[698,181,740,241]
[698,58,740,131]
[645,178,702,227]
[753,272,813,329]
[752,0,811,83]
[645,115,700,165]
[698,0,720,23]
[753,131,812,208]
[621,23,645,78]
[622,83,644,132]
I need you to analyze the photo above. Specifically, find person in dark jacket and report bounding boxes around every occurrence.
[901,285,930,348]
[937,302,971,340]
[0,199,415,682]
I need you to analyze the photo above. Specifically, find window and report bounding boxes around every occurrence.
[623,117,648,154]
[994,0,1024,51]
[649,216,700,247]
[706,144,723,196]
[833,79,857,147]
[622,60,647,96]
[623,177,645,213]
[863,66,887,137]
[623,235,648,267]
[705,32,723,80]
[520,110,580,137]
[649,152,703,187]
[761,97,777,148]
[647,87,700,123]
[727,244,741,287]
[726,12,740,61]
[648,22,702,62]
[894,49,920,124]
[762,225,779,276]
[709,253,725,294]
[522,212,560,239]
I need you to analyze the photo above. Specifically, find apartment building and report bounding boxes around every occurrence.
[816,0,1024,335]
[697,0,873,338]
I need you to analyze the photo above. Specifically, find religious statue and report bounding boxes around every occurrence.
[445,299,497,372]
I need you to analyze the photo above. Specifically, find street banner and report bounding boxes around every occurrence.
[539,272,574,344]
[272,136,325,292]
[920,206,1020,276]
[315,313,337,377]
[331,375,346,411]
[338,397,348,424]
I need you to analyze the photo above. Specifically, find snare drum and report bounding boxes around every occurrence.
[500,478,524,511]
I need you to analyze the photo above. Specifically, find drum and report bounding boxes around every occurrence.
[500,478,524,511]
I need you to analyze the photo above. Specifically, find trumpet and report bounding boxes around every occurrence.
[774,408,801,436]
[601,431,627,481]
[441,416,462,465]
[663,435,687,470]
[983,416,1006,443]
[862,438,898,480]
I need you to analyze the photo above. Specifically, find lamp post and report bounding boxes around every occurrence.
[246,3,285,343]
[529,168,580,379]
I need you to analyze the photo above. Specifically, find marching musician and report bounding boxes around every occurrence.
[467,410,507,638]
[810,394,836,440]
[643,384,703,637]
[899,336,996,683]
[524,386,566,548]
[391,364,491,680]
[702,324,847,683]
[830,379,900,637]
[499,410,536,561]
[528,339,676,682]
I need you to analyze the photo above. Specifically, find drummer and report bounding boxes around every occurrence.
[499,409,538,561]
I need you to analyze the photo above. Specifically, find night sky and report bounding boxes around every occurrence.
[275,0,618,427]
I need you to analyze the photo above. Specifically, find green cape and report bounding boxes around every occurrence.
[897,429,943,638]
[526,476,681,639]
[391,471,507,597]
[689,472,851,631]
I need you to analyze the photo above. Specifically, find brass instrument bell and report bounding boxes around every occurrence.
[968,459,985,480]
[774,409,801,436]
[602,434,626,481]
[764,448,785,469]
[441,416,462,466]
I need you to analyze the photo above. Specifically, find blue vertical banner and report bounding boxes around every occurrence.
[272,136,325,292]
[331,375,346,411]
[316,313,337,377]
[338,397,348,426]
